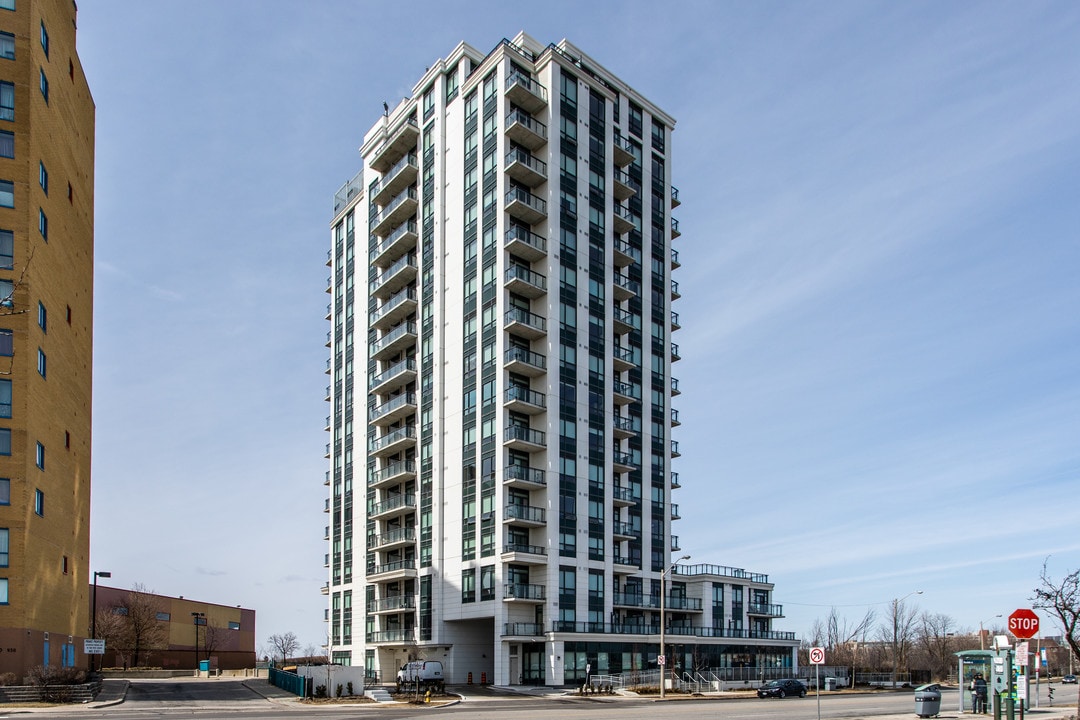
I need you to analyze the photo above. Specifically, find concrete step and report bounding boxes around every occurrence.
[365,688,394,702]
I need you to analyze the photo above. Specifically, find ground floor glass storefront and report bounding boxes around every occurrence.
[562,641,794,684]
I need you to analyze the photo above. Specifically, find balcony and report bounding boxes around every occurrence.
[671,376,681,396]
[505,109,547,150]
[369,321,417,361]
[671,247,681,269]
[371,186,418,237]
[321,584,330,595]
[506,186,547,225]
[368,393,417,426]
[612,450,637,473]
[613,308,635,335]
[612,203,635,234]
[612,168,639,201]
[504,346,546,377]
[503,465,547,489]
[671,342,681,362]
[505,307,546,340]
[501,543,548,565]
[612,344,635,373]
[671,279,681,300]
[505,225,547,262]
[505,71,547,113]
[671,534,681,552]
[370,115,420,173]
[671,471,681,489]
[612,272,639,301]
[748,602,784,617]
[505,148,547,188]
[613,556,639,573]
[613,237,640,268]
[368,426,418,458]
[504,503,546,527]
[369,253,417,300]
[367,595,416,614]
[370,526,416,551]
[368,459,417,489]
[671,408,681,427]
[671,503,681,520]
[671,185,681,208]
[503,623,544,637]
[612,521,637,540]
[503,583,546,602]
[333,169,364,217]
[671,440,681,458]
[671,217,681,238]
[369,220,418,269]
[503,425,546,452]
[504,385,546,415]
[671,310,681,331]
[369,493,416,520]
[613,132,635,167]
[612,380,637,406]
[612,484,636,507]
[368,559,418,582]
[612,413,636,440]
[370,152,419,206]
[370,287,417,331]
[504,264,547,299]
[367,628,415,644]
[369,357,417,395]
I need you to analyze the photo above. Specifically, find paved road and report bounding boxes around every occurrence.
[10,678,1077,720]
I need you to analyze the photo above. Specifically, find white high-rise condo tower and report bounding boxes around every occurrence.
[326,32,798,687]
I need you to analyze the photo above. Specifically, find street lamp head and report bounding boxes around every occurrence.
[678,555,691,562]
[95,571,111,579]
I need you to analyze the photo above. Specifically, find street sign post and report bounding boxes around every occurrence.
[1008,609,1039,639]
[809,647,825,720]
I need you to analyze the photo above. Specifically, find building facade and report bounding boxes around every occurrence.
[92,586,256,671]
[325,32,797,686]
[0,0,95,677]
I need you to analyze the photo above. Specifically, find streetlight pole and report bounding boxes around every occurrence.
[191,612,205,672]
[891,590,923,689]
[979,614,1002,651]
[659,554,691,699]
[91,571,111,673]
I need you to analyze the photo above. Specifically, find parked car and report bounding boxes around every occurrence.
[1063,674,1077,684]
[758,679,808,698]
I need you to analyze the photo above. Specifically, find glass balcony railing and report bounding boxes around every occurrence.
[504,465,546,486]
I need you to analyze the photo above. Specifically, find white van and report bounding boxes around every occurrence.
[396,660,445,692]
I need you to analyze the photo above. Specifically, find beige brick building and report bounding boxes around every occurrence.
[0,0,95,678]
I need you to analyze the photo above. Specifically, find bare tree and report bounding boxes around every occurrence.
[202,624,223,661]
[881,597,921,686]
[268,632,299,666]
[92,605,129,668]
[916,612,959,680]
[106,584,169,668]
[1034,561,1080,719]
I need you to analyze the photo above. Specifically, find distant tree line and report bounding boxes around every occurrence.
[801,560,1079,695]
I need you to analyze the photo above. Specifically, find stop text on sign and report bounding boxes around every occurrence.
[1007,609,1039,639]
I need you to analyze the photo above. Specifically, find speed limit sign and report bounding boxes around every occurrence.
[809,647,825,665]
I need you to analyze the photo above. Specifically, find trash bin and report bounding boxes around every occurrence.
[824,677,836,691]
[914,683,941,718]
[198,660,210,672]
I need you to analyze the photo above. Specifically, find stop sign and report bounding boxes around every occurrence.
[1008,608,1039,639]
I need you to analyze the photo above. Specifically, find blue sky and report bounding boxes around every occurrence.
[78,1,1080,652]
